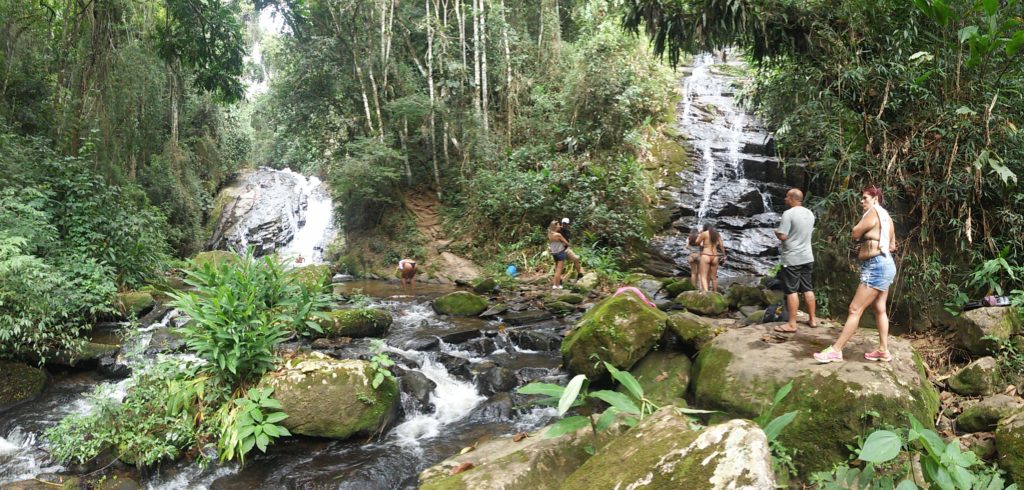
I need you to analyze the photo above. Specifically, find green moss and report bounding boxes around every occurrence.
[664,279,696,296]
[948,359,1001,397]
[561,294,667,379]
[692,346,939,474]
[667,312,721,351]
[624,351,690,407]
[115,291,154,319]
[471,277,498,294]
[726,284,769,308]
[674,291,729,316]
[0,362,46,410]
[316,308,393,338]
[433,291,489,316]
[996,415,1024,484]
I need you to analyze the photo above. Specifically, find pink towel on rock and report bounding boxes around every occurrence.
[613,286,657,309]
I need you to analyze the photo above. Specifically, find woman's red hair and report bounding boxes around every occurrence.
[863,185,883,205]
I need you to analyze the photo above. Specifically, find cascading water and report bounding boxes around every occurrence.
[654,52,802,278]
[279,169,336,264]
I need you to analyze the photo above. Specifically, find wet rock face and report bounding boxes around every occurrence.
[207,168,310,256]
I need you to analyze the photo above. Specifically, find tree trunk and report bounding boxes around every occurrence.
[472,0,481,121]
[501,0,511,147]
[480,0,489,133]
[355,64,375,135]
[427,0,441,198]
[367,66,385,141]
[400,117,413,185]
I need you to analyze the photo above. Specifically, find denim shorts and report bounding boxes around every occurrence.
[859,255,896,291]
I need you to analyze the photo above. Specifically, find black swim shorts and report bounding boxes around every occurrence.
[780,262,814,294]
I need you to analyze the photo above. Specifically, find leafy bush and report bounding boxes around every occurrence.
[217,387,291,463]
[170,252,331,386]
[811,414,1017,490]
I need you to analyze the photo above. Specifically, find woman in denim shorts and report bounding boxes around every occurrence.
[814,186,897,363]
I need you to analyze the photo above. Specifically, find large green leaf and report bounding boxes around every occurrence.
[763,411,798,442]
[517,382,565,398]
[589,390,641,415]
[559,375,587,416]
[604,362,644,400]
[858,430,902,463]
[545,415,590,438]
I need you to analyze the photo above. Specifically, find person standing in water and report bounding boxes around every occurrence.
[696,223,726,293]
[774,189,818,333]
[548,221,570,289]
[814,185,898,363]
[558,218,584,278]
[397,258,418,289]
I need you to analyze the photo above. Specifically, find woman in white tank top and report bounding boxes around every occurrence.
[814,186,898,364]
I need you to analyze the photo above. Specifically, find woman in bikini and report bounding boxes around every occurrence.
[814,185,898,363]
[548,221,570,289]
[687,228,701,287]
[696,224,726,293]
[397,258,418,289]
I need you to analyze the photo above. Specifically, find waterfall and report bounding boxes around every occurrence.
[279,169,336,264]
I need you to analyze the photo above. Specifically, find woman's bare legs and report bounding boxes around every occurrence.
[552,261,564,287]
[689,254,699,285]
[698,256,711,292]
[873,289,890,353]
[832,284,882,352]
[709,258,720,293]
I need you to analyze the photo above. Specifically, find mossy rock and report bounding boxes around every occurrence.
[996,411,1024,484]
[674,291,730,316]
[258,352,398,440]
[957,307,1022,355]
[433,291,489,316]
[561,409,774,489]
[471,277,498,294]
[561,293,667,380]
[948,357,1002,397]
[747,309,766,323]
[114,292,154,319]
[316,308,393,338]
[292,264,330,292]
[726,284,769,309]
[666,311,722,352]
[47,342,119,368]
[958,395,1024,433]
[664,279,696,296]
[190,250,239,270]
[690,326,939,474]
[575,272,599,290]
[0,361,46,412]
[545,301,577,315]
[623,351,691,407]
[545,292,584,305]
[624,274,663,299]
[418,414,625,489]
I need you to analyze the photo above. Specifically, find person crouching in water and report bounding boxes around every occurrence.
[397,258,417,289]
[548,220,570,289]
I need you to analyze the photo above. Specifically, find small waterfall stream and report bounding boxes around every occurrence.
[654,53,803,278]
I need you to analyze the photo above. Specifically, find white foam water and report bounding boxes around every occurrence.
[280,169,335,264]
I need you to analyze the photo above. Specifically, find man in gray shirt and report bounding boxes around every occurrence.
[774,188,817,333]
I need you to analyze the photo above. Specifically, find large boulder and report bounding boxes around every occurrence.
[996,410,1024,484]
[316,308,393,338]
[114,291,154,319]
[947,357,1003,397]
[561,408,775,489]
[418,415,624,490]
[471,277,498,294]
[625,351,691,407]
[665,278,697,297]
[957,395,1024,433]
[46,342,119,369]
[258,352,398,439]
[690,325,939,474]
[958,307,1021,355]
[625,273,663,299]
[726,284,769,309]
[667,311,723,351]
[292,264,330,292]
[561,293,667,379]
[433,291,489,316]
[575,272,599,290]
[0,362,46,413]
[675,291,730,316]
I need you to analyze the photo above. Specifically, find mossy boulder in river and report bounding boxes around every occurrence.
[0,362,46,413]
[624,351,691,407]
[418,414,624,490]
[947,356,1002,397]
[291,264,330,292]
[471,277,498,294]
[258,352,398,440]
[667,311,722,351]
[316,308,393,338]
[561,408,775,489]
[115,291,154,319]
[433,291,489,316]
[957,395,1024,433]
[957,306,1021,355]
[690,325,939,474]
[664,278,696,296]
[674,290,730,316]
[561,293,667,379]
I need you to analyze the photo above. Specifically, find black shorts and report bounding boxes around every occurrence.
[780,262,814,294]
[552,250,567,262]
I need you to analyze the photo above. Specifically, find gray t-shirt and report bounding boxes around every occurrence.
[777,206,815,266]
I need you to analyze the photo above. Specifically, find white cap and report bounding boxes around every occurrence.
[561,217,570,224]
